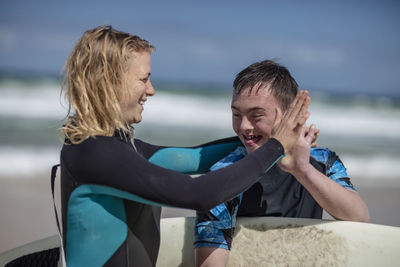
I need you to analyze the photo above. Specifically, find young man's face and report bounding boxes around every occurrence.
[231,85,282,153]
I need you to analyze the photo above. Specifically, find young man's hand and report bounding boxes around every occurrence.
[278,124,318,175]
[305,124,320,147]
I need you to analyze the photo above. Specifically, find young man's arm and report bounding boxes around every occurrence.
[194,168,244,267]
[278,125,370,222]
[196,247,229,267]
[195,198,239,267]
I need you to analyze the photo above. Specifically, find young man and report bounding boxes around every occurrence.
[194,60,370,267]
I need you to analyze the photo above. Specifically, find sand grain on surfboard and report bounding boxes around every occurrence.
[228,224,347,267]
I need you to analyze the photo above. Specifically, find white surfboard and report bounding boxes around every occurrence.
[1,217,399,266]
[156,216,400,267]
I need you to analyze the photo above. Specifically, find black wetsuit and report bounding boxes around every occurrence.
[59,132,284,266]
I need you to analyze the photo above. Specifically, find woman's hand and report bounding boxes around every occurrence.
[271,90,311,154]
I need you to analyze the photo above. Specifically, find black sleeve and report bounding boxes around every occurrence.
[61,136,283,211]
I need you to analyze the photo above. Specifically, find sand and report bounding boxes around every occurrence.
[0,174,399,254]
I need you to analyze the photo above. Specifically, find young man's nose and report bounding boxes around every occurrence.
[240,116,253,132]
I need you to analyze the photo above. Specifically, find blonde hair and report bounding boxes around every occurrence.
[61,25,154,144]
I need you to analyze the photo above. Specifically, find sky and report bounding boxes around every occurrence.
[0,0,399,97]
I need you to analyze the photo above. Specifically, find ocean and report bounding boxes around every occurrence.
[1,77,399,180]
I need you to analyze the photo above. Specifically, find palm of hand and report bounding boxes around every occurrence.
[278,135,311,174]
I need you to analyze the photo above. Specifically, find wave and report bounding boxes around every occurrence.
[0,146,59,177]
[1,82,399,139]
[0,146,398,179]
[1,80,399,180]
[0,82,67,119]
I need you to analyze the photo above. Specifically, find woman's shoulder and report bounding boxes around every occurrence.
[62,135,132,157]
[133,138,164,159]
[61,135,140,174]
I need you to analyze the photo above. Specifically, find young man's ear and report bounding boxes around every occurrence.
[272,107,283,132]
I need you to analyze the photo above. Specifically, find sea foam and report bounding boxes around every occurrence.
[1,80,399,179]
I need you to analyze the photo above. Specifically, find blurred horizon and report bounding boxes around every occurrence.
[1,71,399,100]
[1,0,400,97]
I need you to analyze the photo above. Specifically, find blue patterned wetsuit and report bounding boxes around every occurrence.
[195,146,356,250]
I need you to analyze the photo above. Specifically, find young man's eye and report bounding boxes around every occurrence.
[252,114,263,118]
[232,114,242,120]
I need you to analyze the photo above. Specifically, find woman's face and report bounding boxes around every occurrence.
[121,51,155,124]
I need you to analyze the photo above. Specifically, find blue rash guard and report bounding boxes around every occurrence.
[59,132,285,267]
[195,146,356,250]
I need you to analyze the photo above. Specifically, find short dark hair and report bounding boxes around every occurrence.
[233,60,298,111]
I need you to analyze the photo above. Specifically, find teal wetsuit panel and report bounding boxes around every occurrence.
[66,185,127,267]
[149,142,241,174]
[66,185,177,266]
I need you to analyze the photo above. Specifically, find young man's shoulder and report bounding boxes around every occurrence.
[209,146,246,171]
[310,146,340,163]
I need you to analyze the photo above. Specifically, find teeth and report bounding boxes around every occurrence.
[244,135,258,140]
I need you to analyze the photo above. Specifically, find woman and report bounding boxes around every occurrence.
[59,25,310,266]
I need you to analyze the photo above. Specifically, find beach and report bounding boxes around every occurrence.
[0,173,399,254]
